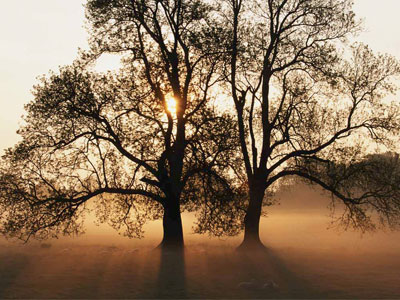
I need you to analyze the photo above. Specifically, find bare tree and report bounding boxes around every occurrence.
[225,0,400,249]
[0,0,242,248]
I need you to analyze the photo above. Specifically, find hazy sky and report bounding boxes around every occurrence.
[1,0,400,153]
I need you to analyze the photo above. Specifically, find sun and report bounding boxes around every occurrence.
[165,96,177,115]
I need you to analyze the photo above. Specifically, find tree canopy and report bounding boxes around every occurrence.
[0,0,244,245]
[222,0,400,249]
[1,0,400,249]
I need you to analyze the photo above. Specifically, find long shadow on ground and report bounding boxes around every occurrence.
[236,247,317,298]
[155,247,186,298]
[0,251,30,298]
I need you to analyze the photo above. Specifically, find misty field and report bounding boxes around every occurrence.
[0,240,399,299]
[1,187,400,299]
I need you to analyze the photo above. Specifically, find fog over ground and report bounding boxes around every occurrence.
[1,184,399,299]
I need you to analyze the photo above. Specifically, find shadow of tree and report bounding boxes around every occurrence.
[0,252,30,298]
[235,247,320,299]
[155,247,186,298]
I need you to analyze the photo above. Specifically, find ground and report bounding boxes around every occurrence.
[1,185,399,298]
[0,241,399,299]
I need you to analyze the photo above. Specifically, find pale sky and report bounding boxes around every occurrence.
[1,0,400,153]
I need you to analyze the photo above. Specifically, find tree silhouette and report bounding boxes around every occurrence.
[225,0,400,249]
[0,0,243,248]
[295,152,400,231]
[2,0,399,252]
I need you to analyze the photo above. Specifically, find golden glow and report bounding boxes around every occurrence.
[165,96,177,115]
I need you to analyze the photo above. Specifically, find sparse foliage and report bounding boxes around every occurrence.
[1,0,400,250]
[224,0,400,248]
[0,0,243,246]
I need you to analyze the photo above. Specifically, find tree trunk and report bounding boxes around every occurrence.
[159,200,184,249]
[238,185,266,251]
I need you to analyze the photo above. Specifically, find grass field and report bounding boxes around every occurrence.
[1,186,400,299]
[0,241,399,299]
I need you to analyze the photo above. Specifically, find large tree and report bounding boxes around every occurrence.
[0,0,243,248]
[225,0,400,249]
